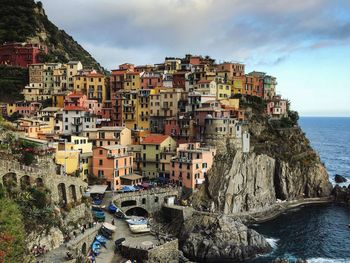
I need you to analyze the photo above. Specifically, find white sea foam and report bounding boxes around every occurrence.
[265,237,279,249]
[308,258,350,263]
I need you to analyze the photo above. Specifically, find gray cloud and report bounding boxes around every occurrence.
[40,0,350,69]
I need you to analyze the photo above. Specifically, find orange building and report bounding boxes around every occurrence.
[92,145,135,190]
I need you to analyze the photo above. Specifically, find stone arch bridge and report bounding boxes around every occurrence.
[113,188,180,216]
[0,160,87,205]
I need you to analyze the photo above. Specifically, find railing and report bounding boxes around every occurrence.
[113,186,180,199]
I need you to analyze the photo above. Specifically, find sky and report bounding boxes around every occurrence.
[40,0,350,116]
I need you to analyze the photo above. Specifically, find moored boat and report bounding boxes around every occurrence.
[129,224,150,233]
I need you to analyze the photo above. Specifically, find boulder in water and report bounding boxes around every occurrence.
[179,214,271,262]
[334,174,347,183]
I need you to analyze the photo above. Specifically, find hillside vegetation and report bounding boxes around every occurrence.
[0,65,27,102]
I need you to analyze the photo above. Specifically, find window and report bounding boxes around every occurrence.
[187,173,190,179]
[99,160,103,165]
[156,145,159,150]
[99,150,103,155]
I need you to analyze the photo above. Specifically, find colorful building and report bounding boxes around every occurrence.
[82,126,131,147]
[74,70,106,102]
[0,42,47,68]
[92,145,135,190]
[140,134,177,179]
[266,95,287,118]
[169,143,216,189]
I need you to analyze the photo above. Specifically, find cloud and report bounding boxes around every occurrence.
[40,0,350,69]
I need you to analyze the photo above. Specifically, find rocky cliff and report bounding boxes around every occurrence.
[193,108,332,215]
[179,213,271,262]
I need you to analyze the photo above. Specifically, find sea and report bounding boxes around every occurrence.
[249,117,350,263]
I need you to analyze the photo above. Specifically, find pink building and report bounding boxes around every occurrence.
[266,95,287,118]
[169,143,216,190]
[16,101,42,117]
[141,72,163,89]
[85,99,102,116]
[92,145,139,190]
[64,92,87,108]
[164,117,180,137]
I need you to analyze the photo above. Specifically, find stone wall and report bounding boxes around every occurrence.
[0,159,87,204]
[121,239,179,263]
[66,224,100,257]
[162,205,194,224]
[113,188,180,214]
[63,203,92,226]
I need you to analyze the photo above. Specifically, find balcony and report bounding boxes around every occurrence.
[161,103,169,109]
[71,118,82,126]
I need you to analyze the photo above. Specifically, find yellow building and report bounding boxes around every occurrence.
[74,70,106,103]
[140,134,177,178]
[216,83,232,100]
[53,136,92,180]
[231,76,244,95]
[55,150,80,176]
[6,103,16,116]
[137,89,150,130]
[219,98,240,110]
[123,72,141,90]
[164,58,181,73]
[52,93,66,108]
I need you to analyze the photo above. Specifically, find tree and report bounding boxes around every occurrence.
[0,198,26,263]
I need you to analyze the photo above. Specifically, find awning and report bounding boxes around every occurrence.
[87,185,108,194]
[121,174,143,181]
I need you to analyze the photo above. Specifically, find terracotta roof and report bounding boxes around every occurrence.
[86,73,104,77]
[141,134,169,145]
[63,106,86,111]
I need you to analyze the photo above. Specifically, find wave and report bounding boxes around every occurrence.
[265,237,279,249]
[308,258,350,263]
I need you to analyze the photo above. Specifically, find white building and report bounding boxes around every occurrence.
[62,106,96,135]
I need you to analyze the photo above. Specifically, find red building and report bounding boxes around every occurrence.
[172,72,186,90]
[0,42,47,68]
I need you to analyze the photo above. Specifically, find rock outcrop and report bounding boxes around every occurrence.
[179,214,271,262]
[332,185,350,205]
[334,174,347,183]
[193,117,333,214]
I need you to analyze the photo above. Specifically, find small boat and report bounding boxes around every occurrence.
[129,224,150,233]
[126,218,148,225]
[95,235,107,244]
[92,241,101,255]
[103,222,117,232]
[108,203,118,213]
[93,199,103,205]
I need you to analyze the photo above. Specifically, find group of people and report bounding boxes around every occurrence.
[31,244,48,257]
[64,221,99,243]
